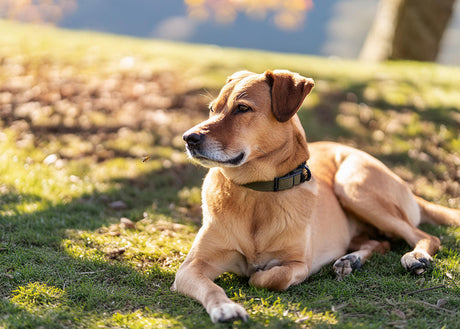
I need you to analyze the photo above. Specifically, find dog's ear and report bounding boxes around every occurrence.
[226,70,255,83]
[265,70,314,122]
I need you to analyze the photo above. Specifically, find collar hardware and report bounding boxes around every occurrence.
[242,162,312,192]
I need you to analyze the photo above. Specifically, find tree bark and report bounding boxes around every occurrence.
[360,0,457,62]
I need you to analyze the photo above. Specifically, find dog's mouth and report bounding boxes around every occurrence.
[187,148,246,167]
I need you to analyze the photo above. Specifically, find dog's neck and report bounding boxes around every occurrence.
[220,121,310,186]
[242,161,312,192]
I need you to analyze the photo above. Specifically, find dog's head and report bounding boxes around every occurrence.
[183,70,314,182]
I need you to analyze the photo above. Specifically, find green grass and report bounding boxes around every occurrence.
[1,20,459,328]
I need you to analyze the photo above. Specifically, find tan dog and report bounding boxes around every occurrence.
[171,70,460,323]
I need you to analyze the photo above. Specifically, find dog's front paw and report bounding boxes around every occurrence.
[333,254,362,280]
[249,267,291,291]
[209,302,249,323]
[401,250,432,275]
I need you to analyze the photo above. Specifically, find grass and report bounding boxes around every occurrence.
[1,19,459,328]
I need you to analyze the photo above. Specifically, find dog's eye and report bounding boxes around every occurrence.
[209,105,214,113]
[235,104,252,114]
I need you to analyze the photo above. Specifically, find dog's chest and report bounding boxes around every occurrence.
[202,169,313,274]
[205,190,309,274]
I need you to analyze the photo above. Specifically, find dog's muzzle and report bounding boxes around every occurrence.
[182,131,245,166]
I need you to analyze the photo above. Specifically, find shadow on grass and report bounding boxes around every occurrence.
[0,161,213,328]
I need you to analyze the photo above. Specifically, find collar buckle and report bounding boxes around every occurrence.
[273,161,312,191]
[243,161,312,192]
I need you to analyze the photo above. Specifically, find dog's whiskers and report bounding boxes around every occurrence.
[201,89,215,102]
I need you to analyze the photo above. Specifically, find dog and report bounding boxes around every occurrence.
[171,70,460,323]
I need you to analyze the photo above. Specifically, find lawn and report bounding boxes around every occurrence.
[0,20,459,328]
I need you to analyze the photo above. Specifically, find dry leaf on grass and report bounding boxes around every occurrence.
[120,217,136,229]
[105,247,126,259]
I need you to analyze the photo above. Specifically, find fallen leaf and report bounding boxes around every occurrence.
[109,200,127,210]
[105,248,126,259]
[120,217,135,229]
[155,219,185,232]
[436,298,447,308]
[295,316,310,323]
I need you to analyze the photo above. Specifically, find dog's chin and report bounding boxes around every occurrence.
[187,150,246,168]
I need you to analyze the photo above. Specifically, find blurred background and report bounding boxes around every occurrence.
[1,0,460,65]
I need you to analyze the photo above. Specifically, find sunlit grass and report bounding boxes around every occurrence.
[11,282,67,311]
[108,310,185,329]
[0,131,90,210]
[61,217,196,274]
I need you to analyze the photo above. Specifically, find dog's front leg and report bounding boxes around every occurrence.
[172,258,249,323]
[249,261,309,291]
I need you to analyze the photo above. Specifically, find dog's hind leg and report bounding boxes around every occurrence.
[249,260,311,291]
[333,235,390,280]
[333,152,441,275]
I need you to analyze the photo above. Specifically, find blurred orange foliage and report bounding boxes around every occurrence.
[184,0,314,30]
[0,0,76,23]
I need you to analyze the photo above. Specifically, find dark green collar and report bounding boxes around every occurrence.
[242,162,312,192]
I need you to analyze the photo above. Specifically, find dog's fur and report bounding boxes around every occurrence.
[172,70,460,323]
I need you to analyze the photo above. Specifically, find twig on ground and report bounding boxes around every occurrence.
[404,284,445,296]
[76,270,107,275]
[413,300,457,314]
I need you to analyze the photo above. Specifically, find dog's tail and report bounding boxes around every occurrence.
[416,195,460,226]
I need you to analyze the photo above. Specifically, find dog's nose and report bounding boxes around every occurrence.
[183,132,203,148]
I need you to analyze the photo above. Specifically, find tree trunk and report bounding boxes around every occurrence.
[360,0,456,62]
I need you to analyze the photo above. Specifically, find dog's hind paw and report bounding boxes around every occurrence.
[209,302,249,323]
[333,254,362,280]
[401,250,432,275]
